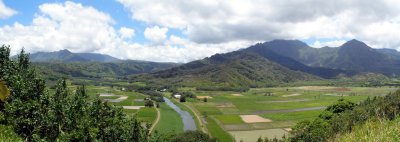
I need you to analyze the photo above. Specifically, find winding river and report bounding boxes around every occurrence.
[163,97,196,131]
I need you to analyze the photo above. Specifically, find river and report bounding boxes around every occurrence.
[163,97,197,131]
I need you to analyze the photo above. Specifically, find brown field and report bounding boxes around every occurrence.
[229,129,287,142]
[240,115,272,123]
[231,94,244,96]
[122,106,144,109]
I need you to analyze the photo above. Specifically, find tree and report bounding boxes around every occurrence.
[180,96,186,102]
[0,45,149,141]
[145,100,154,107]
[203,97,208,102]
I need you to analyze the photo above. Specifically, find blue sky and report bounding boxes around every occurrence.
[1,0,400,62]
[1,0,185,45]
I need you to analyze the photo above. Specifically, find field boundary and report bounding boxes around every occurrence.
[149,103,161,133]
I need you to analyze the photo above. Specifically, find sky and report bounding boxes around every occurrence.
[1,0,400,63]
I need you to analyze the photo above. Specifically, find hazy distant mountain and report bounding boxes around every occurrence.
[259,39,400,76]
[29,49,179,81]
[34,60,179,81]
[242,42,351,78]
[377,48,400,60]
[29,49,120,62]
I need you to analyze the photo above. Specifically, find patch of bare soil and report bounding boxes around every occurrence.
[240,115,272,123]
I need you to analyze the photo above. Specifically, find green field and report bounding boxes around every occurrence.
[83,85,157,123]
[73,85,398,141]
[183,86,397,141]
[154,103,184,134]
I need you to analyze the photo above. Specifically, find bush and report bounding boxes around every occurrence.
[288,90,400,142]
[145,100,154,107]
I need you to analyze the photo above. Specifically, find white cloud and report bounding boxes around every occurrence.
[118,0,400,49]
[144,26,168,43]
[0,1,253,62]
[119,27,135,39]
[0,1,118,55]
[0,0,17,19]
[310,40,348,48]
[3,1,400,63]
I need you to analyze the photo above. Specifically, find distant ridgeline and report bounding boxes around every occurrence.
[132,39,400,90]
[26,39,400,90]
[25,49,179,85]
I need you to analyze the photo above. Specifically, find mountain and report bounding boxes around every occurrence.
[258,39,400,76]
[134,51,319,90]
[34,60,179,81]
[242,42,352,78]
[29,49,120,62]
[377,48,400,60]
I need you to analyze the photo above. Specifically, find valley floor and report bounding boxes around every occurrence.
[84,85,397,142]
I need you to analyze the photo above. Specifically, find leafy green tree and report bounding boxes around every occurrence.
[1,45,150,141]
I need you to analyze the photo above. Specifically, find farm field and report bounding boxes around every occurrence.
[84,85,157,123]
[153,103,184,134]
[67,85,398,142]
[182,86,397,141]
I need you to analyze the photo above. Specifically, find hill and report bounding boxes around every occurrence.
[260,39,400,76]
[133,51,319,90]
[29,49,120,62]
[242,42,352,78]
[34,60,179,82]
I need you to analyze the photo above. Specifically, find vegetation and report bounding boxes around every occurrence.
[133,51,317,90]
[0,45,215,141]
[1,46,150,141]
[154,103,184,134]
[277,89,400,142]
[338,118,400,142]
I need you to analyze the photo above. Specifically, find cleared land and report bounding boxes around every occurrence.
[181,86,396,141]
[230,129,288,142]
[82,85,398,141]
[240,115,272,123]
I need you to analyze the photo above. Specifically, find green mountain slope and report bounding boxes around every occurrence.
[133,51,318,89]
[34,60,179,81]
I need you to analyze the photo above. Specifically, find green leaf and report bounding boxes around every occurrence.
[0,80,10,102]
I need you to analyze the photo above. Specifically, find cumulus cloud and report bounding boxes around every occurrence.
[117,0,400,49]
[310,40,348,48]
[0,1,119,55]
[0,0,17,19]
[119,27,135,39]
[2,1,400,63]
[144,26,168,43]
[0,1,254,62]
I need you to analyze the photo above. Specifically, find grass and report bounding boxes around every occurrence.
[214,115,244,124]
[154,103,184,134]
[0,125,23,142]
[206,117,234,142]
[135,107,157,123]
[229,129,287,142]
[178,86,396,141]
[261,110,323,122]
[338,118,400,142]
